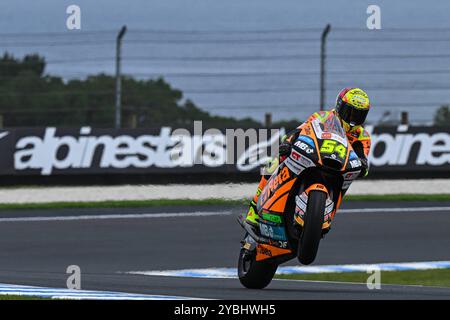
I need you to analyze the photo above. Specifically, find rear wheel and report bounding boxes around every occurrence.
[297,190,327,265]
[238,247,278,289]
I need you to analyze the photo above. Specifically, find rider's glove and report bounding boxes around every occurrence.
[359,157,369,178]
[279,128,301,161]
[279,142,292,158]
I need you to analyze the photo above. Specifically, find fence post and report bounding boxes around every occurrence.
[115,25,127,129]
[320,24,331,111]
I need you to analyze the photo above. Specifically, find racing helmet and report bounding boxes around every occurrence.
[335,87,370,131]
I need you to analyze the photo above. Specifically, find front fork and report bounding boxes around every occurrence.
[293,183,335,233]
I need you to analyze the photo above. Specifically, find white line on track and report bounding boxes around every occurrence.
[0,206,449,223]
[0,210,234,223]
[0,283,201,300]
[126,260,450,279]
[340,206,450,213]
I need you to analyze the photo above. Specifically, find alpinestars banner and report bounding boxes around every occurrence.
[0,125,448,176]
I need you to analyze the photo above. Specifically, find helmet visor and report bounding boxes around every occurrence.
[338,102,369,126]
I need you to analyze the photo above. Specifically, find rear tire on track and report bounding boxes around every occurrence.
[238,248,277,289]
[297,190,327,265]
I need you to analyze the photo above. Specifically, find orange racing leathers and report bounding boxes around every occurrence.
[245,110,371,226]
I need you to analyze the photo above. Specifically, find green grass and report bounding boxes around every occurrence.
[0,198,249,210]
[275,269,450,287]
[0,295,53,300]
[0,194,449,210]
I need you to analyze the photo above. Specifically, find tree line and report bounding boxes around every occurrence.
[1,53,447,129]
[0,53,284,129]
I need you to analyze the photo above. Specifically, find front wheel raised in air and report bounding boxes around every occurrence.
[238,248,277,289]
[297,190,327,265]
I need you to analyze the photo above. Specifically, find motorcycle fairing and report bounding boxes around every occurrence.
[254,164,298,261]
[257,166,297,214]
[256,243,291,262]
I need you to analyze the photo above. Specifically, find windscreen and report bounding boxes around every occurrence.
[320,114,346,138]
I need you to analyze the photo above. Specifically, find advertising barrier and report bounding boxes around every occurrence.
[0,125,448,181]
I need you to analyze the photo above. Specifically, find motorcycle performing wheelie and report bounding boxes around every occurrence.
[237,112,366,289]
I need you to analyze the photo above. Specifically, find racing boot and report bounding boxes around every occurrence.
[244,174,269,226]
[245,200,259,226]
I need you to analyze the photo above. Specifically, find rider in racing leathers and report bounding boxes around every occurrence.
[245,87,372,226]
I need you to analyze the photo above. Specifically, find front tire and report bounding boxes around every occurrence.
[297,190,327,265]
[238,248,277,289]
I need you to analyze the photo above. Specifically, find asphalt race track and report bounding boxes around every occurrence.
[0,201,449,299]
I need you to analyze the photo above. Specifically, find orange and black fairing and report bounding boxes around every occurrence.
[257,166,297,214]
[299,110,372,160]
[255,243,291,262]
[254,164,298,261]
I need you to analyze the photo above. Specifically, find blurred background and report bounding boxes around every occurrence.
[1,0,450,128]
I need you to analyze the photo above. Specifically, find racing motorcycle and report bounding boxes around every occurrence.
[237,113,363,289]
